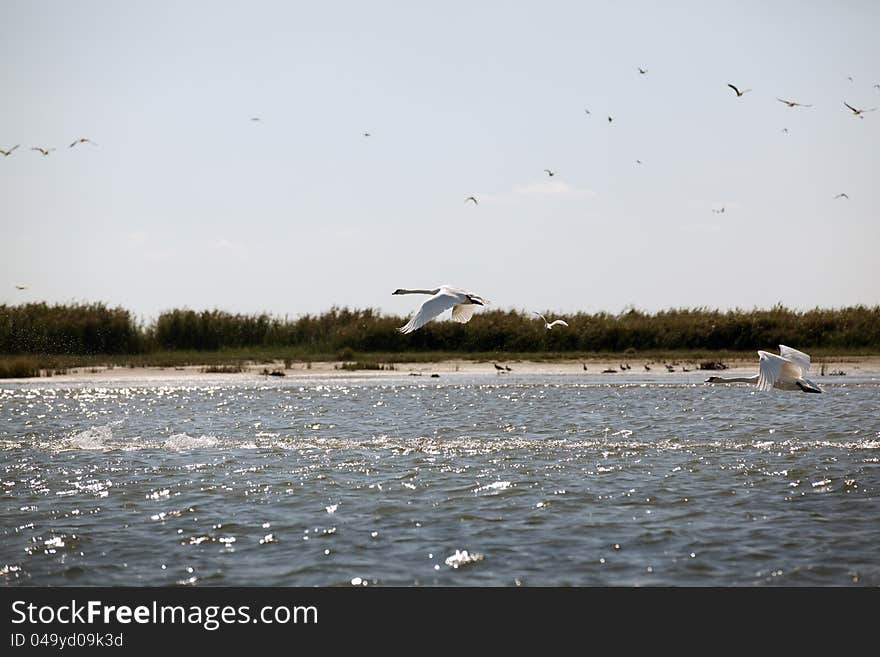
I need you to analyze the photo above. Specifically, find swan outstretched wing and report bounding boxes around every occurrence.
[547,320,569,328]
[757,351,802,391]
[757,351,783,391]
[778,345,810,375]
[533,311,548,323]
[451,303,477,323]
[398,290,461,334]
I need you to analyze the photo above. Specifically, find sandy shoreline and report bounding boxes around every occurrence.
[5,355,879,382]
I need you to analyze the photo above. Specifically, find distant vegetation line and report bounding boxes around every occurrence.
[2,302,880,357]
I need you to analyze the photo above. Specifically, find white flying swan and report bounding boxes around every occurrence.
[393,285,488,334]
[533,312,569,329]
[705,345,822,393]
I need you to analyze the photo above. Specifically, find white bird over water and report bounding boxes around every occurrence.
[533,312,569,329]
[705,345,822,393]
[393,285,487,334]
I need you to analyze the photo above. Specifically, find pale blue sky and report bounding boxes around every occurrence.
[2,1,878,323]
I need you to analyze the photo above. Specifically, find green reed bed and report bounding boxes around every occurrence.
[2,303,879,375]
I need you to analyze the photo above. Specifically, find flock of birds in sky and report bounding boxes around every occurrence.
[7,69,874,395]
[382,73,878,395]
[450,75,877,209]
[0,138,97,158]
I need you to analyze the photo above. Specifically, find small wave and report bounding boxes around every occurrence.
[163,433,219,449]
[445,549,484,569]
[63,421,123,450]
[473,481,512,493]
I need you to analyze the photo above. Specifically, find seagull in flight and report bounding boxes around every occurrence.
[464,196,478,205]
[250,117,261,122]
[712,206,726,214]
[584,108,591,116]
[1,144,19,157]
[637,67,648,75]
[607,115,613,123]
[834,193,849,200]
[14,284,28,290]
[844,101,876,118]
[777,98,812,108]
[31,147,55,156]
[781,128,789,134]
[635,159,643,165]
[69,137,98,147]
[533,312,569,329]
[727,83,751,97]
[363,131,371,137]
[544,169,555,177]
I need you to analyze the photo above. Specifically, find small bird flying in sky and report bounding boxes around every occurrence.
[727,83,751,97]
[834,193,849,200]
[544,169,555,177]
[69,138,97,147]
[844,101,876,118]
[31,147,55,156]
[1,144,19,156]
[534,312,569,329]
[777,98,812,108]
[464,196,478,205]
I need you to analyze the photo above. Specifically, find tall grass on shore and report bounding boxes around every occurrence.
[0,356,41,378]
[150,305,880,353]
[2,304,880,374]
[1,303,144,355]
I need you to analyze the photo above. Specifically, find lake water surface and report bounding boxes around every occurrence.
[2,371,878,586]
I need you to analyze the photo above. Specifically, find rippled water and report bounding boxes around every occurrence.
[2,371,879,586]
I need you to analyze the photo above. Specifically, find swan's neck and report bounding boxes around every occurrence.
[711,375,759,384]
[395,288,439,295]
